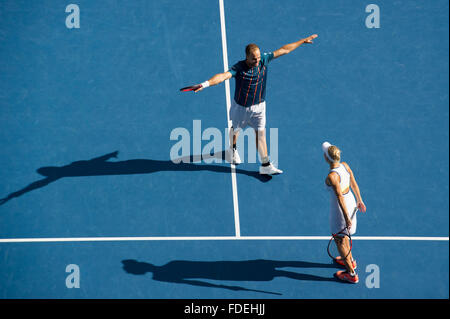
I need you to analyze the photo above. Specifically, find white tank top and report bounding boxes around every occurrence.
[330,164,351,195]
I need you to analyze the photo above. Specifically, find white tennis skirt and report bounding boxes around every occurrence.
[329,191,357,236]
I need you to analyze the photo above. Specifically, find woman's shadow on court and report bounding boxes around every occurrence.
[121,259,341,296]
[0,151,271,205]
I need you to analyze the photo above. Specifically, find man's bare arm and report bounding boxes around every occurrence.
[273,34,318,59]
[194,71,232,92]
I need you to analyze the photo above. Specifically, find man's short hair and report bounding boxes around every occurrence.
[245,43,260,56]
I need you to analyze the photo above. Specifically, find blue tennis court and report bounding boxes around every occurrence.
[0,0,448,299]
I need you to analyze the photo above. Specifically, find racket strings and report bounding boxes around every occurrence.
[327,232,352,261]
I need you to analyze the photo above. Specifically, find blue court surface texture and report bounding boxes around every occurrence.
[0,0,448,299]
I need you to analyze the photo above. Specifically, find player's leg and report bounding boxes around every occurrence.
[344,199,357,267]
[256,129,282,174]
[250,102,282,175]
[230,126,239,150]
[334,235,359,283]
[226,100,243,164]
[344,237,355,267]
[225,127,241,164]
[334,247,357,269]
[334,236,354,274]
[255,129,269,163]
[342,236,355,273]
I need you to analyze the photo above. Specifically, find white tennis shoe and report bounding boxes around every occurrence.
[259,163,283,175]
[225,148,242,165]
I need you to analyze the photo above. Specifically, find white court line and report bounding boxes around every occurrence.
[219,0,240,237]
[0,236,448,243]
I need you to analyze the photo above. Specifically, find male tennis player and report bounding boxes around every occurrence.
[193,34,318,174]
[323,142,366,283]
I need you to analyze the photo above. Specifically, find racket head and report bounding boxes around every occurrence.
[180,84,202,92]
[327,230,353,262]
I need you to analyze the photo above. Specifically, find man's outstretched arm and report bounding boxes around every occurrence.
[273,34,318,59]
[194,71,232,92]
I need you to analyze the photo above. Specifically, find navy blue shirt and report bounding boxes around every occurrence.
[228,52,274,107]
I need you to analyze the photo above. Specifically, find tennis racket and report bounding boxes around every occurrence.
[180,84,202,92]
[327,207,358,263]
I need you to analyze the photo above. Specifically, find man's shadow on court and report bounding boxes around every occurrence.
[0,151,271,205]
[121,259,341,296]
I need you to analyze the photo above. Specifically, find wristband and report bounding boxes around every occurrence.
[201,81,210,88]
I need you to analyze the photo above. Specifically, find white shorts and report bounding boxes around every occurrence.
[229,99,266,131]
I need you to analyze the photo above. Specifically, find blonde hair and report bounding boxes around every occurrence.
[327,145,341,162]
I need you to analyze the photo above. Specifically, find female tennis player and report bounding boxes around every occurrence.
[323,141,366,283]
